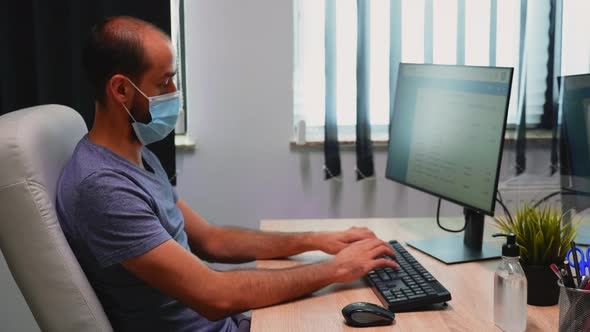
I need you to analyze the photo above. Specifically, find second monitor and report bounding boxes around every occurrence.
[386,63,513,264]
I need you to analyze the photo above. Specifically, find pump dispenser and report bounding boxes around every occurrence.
[492,233,527,332]
[495,233,520,257]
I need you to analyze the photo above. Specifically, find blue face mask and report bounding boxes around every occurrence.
[122,78,182,145]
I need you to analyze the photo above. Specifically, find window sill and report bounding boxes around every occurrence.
[175,134,197,151]
[290,128,554,148]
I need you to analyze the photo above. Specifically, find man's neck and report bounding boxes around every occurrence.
[88,103,144,167]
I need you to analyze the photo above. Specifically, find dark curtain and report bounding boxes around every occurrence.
[515,0,562,176]
[387,0,401,169]
[324,0,342,180]
[457,0,465,65]
[514,0,528,175]
[424,0,433,64]
[0,0,176,184]
[489,0,497,66]
[547,0,563,175]
[355,0,374,180]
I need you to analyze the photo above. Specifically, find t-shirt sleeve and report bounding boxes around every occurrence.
[76,170,171,268]
[172,186,179,203]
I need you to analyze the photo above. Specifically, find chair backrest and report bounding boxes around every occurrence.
[0,105,113,332]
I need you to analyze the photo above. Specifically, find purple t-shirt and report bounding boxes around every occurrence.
[56,135,248,332]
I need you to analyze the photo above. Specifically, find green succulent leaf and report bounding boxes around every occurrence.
[494,203,580,266]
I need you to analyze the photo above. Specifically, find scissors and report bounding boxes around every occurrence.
[567,246,590,277]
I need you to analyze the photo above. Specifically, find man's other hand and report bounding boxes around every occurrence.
[328,238,398,284]
[313,226,379,255]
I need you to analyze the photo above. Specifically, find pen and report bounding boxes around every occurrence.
[565,260,576,288]
[560,268,572,287]
[550,263,564,282]
[571,241,583,286]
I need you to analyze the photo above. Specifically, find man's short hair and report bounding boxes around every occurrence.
[82,16,166,105]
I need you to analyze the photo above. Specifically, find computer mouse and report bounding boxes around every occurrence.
[341,302,395,327]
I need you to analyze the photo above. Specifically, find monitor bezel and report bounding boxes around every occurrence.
[385,63,514,216]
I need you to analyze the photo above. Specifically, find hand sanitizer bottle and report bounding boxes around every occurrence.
[492,233,527,332]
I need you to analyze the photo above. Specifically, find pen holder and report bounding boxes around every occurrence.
[558,280,590,332]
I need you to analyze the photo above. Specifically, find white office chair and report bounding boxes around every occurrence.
[0,105,113,332]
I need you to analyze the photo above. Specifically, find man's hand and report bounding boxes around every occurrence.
[312,226,378,255]
[328,238,398,283]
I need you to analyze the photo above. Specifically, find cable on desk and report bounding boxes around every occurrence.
[436,198,466,233]
[437,192,514,233]
[495,196,514,224]
[497,190,505,206]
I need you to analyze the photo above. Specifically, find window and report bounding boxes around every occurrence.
[171,0,187,135]
[561,0,590,76]
[293,0,523,141]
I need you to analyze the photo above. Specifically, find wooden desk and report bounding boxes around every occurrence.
[251,218,558,332]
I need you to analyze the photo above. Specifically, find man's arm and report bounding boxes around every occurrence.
[122,237,398,321]
[177,200,379,262]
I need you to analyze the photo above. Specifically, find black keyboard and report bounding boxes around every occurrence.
[366,240,451,311]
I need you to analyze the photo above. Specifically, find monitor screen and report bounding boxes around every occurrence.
[386,63,513,215]
[560,74,590,200]
[560,73,590,246]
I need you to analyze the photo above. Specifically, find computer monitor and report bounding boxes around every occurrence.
[386,63,513,264]
[560,73,590,245]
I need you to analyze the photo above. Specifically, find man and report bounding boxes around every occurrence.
[56,16,398,332]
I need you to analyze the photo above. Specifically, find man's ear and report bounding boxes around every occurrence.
[108,74,131,105]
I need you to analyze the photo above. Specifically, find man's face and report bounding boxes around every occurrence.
[128,30,177,123]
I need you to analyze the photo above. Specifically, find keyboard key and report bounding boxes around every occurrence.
[390,297,407,304]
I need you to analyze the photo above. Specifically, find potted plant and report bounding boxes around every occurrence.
[495,203,578,306]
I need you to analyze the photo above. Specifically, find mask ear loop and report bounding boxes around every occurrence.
[121,103,138,123]
[125,78,150,100]
[121,77,148,123]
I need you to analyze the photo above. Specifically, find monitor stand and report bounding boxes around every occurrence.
[406,208,501,264]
